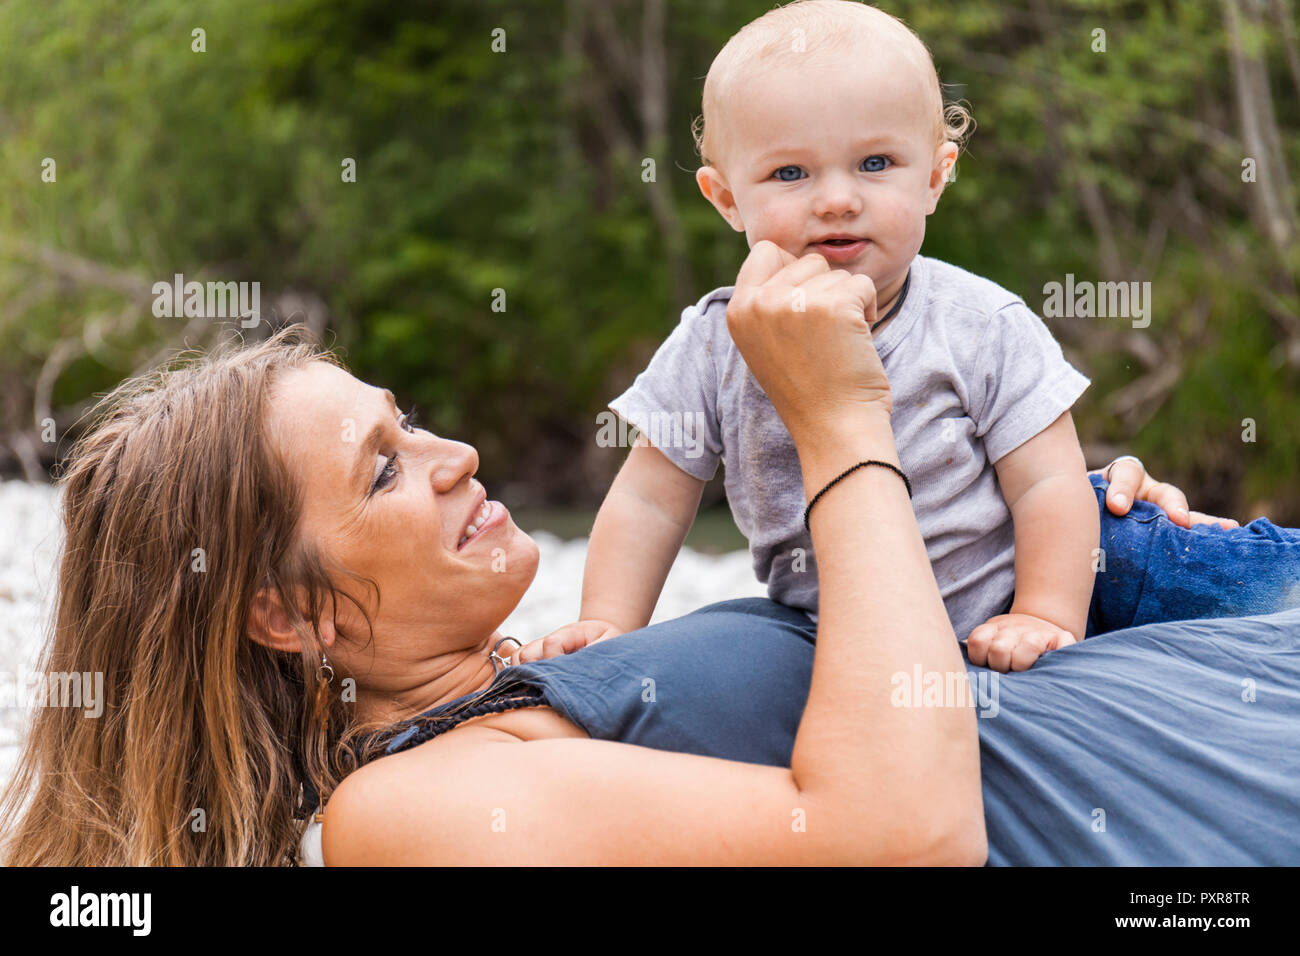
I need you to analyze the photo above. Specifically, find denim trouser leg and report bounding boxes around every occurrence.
[1086,473,1300,636]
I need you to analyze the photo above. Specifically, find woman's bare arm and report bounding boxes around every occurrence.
[322,411,984,866]
[323,244,986,866]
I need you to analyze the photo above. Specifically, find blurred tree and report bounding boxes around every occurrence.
[1,0,1296,520]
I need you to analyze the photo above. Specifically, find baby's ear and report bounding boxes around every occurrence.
[696,166,746,232]
[926,142,961,214]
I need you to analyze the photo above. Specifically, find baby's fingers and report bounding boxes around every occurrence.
[1010,628,1079,671]
[1008,631,1055,672]
[984,628,1029,673]
[964,620,1001,667]
[515,623,585,664]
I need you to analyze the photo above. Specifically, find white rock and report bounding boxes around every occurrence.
[0,480,64,788]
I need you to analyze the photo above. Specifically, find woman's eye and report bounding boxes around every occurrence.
[773,165,805,182]
[861,155,891,172]
[371,407,418,494]
[372,454,399,493]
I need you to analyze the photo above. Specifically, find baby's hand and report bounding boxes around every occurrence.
[964,613,1079,672]
[510,619,626,665]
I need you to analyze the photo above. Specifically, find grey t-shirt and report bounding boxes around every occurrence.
[608,254,1091,640]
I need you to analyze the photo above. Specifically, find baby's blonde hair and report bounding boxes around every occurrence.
[693,0,973,169]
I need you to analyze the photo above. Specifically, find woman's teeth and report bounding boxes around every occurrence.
[459,501,492,547]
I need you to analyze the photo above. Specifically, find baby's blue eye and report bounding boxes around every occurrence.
[861,155,891,172]
[773,165,805,182]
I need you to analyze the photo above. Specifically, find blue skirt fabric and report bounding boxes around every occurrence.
[392,477,1300,864]
[496,597,1300,865]
[975,606,1300,864]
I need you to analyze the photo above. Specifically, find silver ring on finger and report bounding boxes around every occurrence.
[1104,454,1144,483]
[490,637,523,674]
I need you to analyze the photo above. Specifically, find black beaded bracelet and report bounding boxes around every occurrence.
[803,460,912,532]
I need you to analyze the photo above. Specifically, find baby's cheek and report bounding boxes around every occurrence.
[747,229,803,260]
[877,207,929,269]
[880,196,927,240]
[746,204,805,251]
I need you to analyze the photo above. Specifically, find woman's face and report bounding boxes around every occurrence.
[266,362,539,687]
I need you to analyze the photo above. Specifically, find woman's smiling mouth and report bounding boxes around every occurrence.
[458,499,504,549]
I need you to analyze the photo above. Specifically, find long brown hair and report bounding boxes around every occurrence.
[0,326,377,865]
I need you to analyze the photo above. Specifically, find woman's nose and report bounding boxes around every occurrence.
[428,438,478,491]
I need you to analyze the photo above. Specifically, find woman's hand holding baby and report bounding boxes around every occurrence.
[1096,457,1240,530]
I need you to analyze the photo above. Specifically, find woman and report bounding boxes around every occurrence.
[2,244,1296,865]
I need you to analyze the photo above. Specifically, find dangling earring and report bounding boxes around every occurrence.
[316,652,335,685]
[314,652,335,733]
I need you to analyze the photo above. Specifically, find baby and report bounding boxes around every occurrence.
[571,0,1099,671]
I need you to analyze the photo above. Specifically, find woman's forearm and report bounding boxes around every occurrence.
[326,248,989,866]
[789,406,986,863]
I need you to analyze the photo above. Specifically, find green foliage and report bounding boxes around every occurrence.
[1,0,1297,518]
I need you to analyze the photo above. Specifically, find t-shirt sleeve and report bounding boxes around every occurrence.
[968,300,1091,464]
[607,300,725,481]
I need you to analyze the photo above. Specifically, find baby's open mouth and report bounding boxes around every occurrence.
[811,237,870,261]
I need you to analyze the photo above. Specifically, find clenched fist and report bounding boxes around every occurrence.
[725,241,893,438]
[964,613,1080,672]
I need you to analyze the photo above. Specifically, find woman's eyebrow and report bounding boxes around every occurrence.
[352,421,387,492]
[350,389,400,492]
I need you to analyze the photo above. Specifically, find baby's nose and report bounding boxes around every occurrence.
[812,173,862,218]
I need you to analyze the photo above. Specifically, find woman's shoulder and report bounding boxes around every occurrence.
[320,723,496,865]
[320,706,585,865]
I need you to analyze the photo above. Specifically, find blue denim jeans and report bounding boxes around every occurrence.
[1084,473,1300,637]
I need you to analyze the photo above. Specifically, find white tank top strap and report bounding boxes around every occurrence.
[297,812,326,867]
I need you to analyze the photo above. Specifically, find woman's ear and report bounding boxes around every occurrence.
[696,166,746,232]
[926,142,961,214]
[247,586,336,653]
